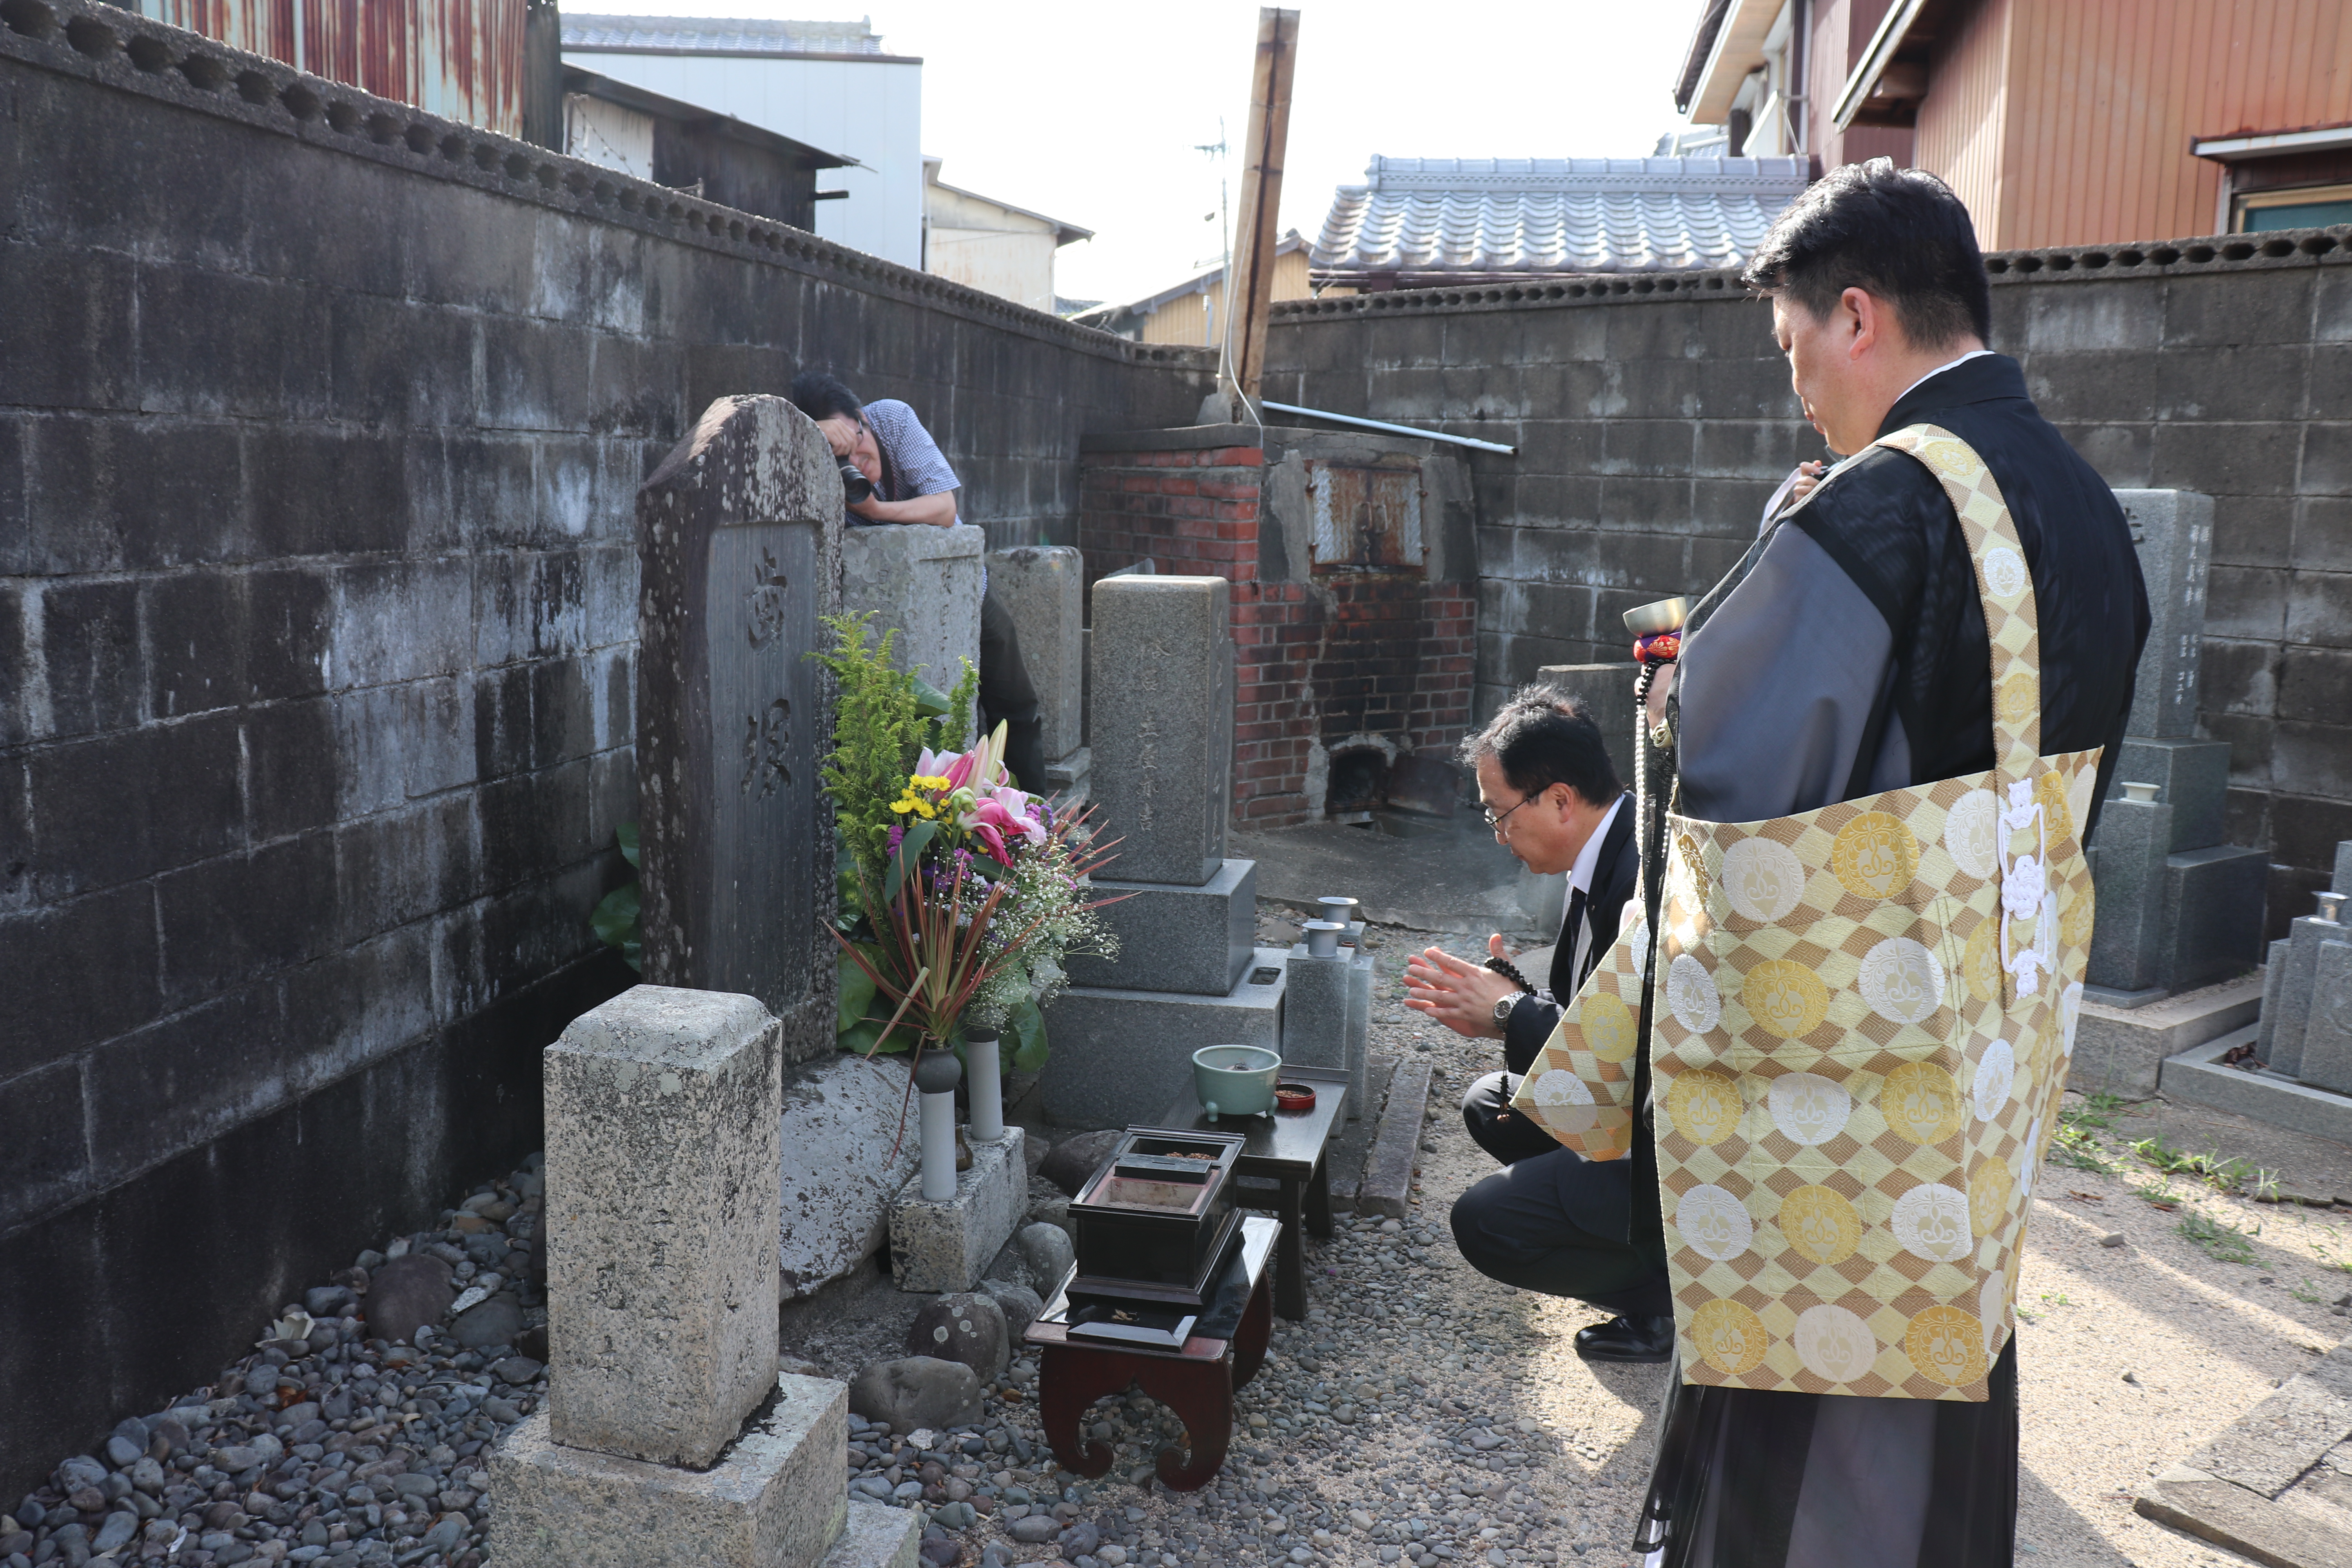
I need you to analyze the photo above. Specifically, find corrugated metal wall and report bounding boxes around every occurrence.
[1915,0,2352,249]
[131,0,528,137]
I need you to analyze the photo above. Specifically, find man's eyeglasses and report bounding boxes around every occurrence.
[1482,794,1534,833]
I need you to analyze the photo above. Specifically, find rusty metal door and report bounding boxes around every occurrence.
[1307,461,1424,571]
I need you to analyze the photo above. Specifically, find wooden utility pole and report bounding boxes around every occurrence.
[1225,7,1299,412]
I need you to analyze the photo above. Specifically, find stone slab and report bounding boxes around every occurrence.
[1532,664,1640,797]
[2267,938,2299,1060]
[1044,745,1092,809]
[1039,948,1289,1128]
[2137,1477,2352,1568]
[1281,947,1351,1085]
[842,522,985,702]
[820,1497,924,1568]
[1324,1053,1399,1212]
[1065,858,1256,996]
[544,987,781,1469]
[1346,949,1374,1119]
[779,1053,923,1300]
[2071,974,2266,1098]
[488,1373,847,1568]
[2162,1027,2352,1146]
[988,545,1085,762]
[2274,914,2352,1081]
[887,1129,1027,1294]
[2114,488,2214,740]
[1358,1058,1434,1220]
[1088,576,1233,887]
[2087,794,2171,993]
[2112,737,2232,852]
[2299,942,2352,1096]
[2338,842,2352,896]
[2161,842,2271,995]
[637,395,841,1057]
[2189,1344,2352,1496]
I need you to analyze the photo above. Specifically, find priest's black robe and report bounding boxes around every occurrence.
[1633,353,2151,1568]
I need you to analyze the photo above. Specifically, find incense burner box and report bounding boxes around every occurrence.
[1068,1128,1246,1308]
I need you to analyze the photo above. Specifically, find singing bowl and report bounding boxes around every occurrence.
[1193,1044,1282,1120]
[1623,596,1690,637]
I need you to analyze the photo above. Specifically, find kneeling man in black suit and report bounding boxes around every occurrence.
[1402,689,1671,1363]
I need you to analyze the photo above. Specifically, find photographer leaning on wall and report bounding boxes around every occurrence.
[789,371,1048,796]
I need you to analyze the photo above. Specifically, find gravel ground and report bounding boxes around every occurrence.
[2,1161,550,1568]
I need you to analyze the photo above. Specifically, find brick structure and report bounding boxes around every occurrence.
[1078,428,1476,828]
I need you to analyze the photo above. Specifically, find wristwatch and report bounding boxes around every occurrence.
[1490,994,1518,1035]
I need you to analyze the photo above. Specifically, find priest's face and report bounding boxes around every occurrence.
[1771,291,1884,458]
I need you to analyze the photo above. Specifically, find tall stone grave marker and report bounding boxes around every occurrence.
[1045,576,1287,1126]
[842,521,984,700]
[637,396,843,1062]
[989,544,1091,800]
[491,985,918,1568]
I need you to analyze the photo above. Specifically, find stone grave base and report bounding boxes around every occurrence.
[2161,1025,2352,1145]
[489,1374,862,1568]
[887,1129,1026,1293]
[1045,745,1092,808]
[2112,737,2230,851]
[822,1498,924,1568]
[1065,858,1257,995]
[1040,949,1290,1127]
[2071,974,2265,1098]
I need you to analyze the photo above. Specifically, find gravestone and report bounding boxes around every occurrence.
[841,521,984,700]
[2081,490,2264,1010]
[987,545,1086,768]
[1087,576,1234,886]
[491,985,918,1568]
[2263,874,2352,1080]
[636,395,843,1062]
[1043,575,1287,1127]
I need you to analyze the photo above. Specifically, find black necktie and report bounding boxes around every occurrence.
[1565,886,1590,987]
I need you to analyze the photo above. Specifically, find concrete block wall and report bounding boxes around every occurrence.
[1264,231,2352,936]
[0,0,1211,1499]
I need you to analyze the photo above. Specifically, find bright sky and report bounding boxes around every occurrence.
[592,1,1711,307]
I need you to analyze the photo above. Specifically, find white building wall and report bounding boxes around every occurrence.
[564,93,655,182]
[558,51,924,267]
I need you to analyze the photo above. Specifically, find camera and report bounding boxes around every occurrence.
[836,454,873,505]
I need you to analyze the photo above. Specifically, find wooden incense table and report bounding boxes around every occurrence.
[1156,1062,1345,1320]
[1025,1215,1278,1491]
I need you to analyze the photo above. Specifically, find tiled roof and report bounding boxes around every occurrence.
[1312,156,1812,277]
[563,15,886,56]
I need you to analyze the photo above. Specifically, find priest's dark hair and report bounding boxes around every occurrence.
[788,370,862,424]
[1740,157,1992,348]
[1459,688,1621,809]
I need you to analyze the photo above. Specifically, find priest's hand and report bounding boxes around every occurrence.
[1403,935,1521,1038]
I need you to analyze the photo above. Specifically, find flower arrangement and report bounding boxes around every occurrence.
[810,613,1119,1073]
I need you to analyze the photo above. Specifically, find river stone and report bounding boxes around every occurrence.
[1014,1223,1075,1293]
[1039,1130,1123,1197]
[365,1254,455,1345]
[847,1357,984,1433]
[450,1295,524,1350]
[976,1278,1044,1338]
[905,1294,1009,1383]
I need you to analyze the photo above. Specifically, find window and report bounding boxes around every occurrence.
[2234,182,2352,232]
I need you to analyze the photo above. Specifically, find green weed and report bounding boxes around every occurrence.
[2292,1278,2328,1305]
[2129,1136,2256,1192]
[2179,1210,2260,1266]
[2038,1292,2075,1307]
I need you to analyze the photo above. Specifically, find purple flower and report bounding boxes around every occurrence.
[887,824,906,854]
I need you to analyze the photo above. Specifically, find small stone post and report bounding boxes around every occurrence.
[492,985,915,1568]
[988,544,1090,799]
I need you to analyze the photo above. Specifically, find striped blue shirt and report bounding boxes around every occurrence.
[862,399,960,522]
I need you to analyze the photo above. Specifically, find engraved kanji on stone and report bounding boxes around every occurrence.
[740,697,791,798]
[746,547,789,649]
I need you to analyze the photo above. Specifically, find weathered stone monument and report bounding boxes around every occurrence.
[2262,848,2352,1085]
[843,521,985,701]
[1044,575,1290,1126]
[2073,490,2267,1093]
[636,395,843,1051]
[489,986,918,1568]
[988,544,1091,802]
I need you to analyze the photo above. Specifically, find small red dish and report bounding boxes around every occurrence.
[1274,1083,1316,1112]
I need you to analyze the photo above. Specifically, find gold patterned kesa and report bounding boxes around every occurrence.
[1882,1062,1965,1144]
[2059,881,2096,947]
[1690,1299,1770,1377]
[2034,768,2076,848]
[1996,672,2036,726]
[1740,958,1831,1040]
[1831,811,1920,900]
[1962,917,2003,1003]
[1666,1069,1744,1145]
[1583,990,1639,1063]
[1969,1160,2014,1237]
[1906,1305,1989,1388]
[1779,1184,1864,1265]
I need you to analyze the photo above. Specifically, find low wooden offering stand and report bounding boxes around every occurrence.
[1023,1214,1279,1491]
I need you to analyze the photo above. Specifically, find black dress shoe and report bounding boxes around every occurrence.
[1573,1314,1676,1363]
